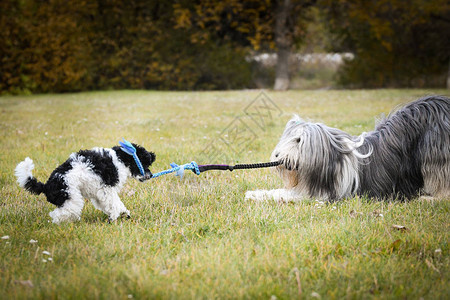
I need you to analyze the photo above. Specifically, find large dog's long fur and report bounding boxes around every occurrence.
[245,95,450,202]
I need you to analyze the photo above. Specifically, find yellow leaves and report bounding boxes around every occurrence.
[190,32,210,45]
[238,26,251,34]
[368,18,393,51]
[2,0,274,93]
[172,0,274,50]
[248,32,262,51]
[173,4,192,29]
[380,41,392,52]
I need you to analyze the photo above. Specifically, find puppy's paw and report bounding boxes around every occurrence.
[121,211,131,219]
[108,215,119,223]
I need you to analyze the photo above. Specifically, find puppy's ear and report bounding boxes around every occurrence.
[151,152,156,163]
[133,144,156,166]
[146,151,156,165]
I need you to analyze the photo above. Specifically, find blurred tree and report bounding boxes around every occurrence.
[273,0,292,90]
[447,61,450,89]
[273,0,316,90]
[0,0,256,93]
[0,0,92,93]
[321,0,450,88]
[173,0,315,91]
[3,0,447,93]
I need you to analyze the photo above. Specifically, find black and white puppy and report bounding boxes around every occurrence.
[15,143,155,224]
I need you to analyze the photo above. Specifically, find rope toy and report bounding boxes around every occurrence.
[116,139,281,179]
[119,138,145,176]
[151,160,281,179]
[151,161,200,179]
[117,138,281,179]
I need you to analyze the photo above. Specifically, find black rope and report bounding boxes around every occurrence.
[197,160,281,173]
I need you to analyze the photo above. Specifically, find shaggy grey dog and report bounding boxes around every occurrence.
[245,95,450,202]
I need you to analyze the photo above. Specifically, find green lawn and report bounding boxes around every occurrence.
[1,90,449,299]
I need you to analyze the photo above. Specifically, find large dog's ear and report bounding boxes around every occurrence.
[287,115,304,126]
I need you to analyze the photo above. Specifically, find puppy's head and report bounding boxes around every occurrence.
[114,143,156,182]
[134,144,156,181]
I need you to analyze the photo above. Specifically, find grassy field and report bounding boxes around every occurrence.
[0,90,449,299]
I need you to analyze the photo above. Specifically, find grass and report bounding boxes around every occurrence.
[0,89,449,299]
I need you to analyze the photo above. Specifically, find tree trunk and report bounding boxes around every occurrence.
[447,59,450,89]
[274,0,291,91]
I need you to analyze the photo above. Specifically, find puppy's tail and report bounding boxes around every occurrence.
[15,157,45,195]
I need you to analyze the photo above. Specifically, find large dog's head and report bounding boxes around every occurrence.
[114,143,156,182]
[271,115,370,199]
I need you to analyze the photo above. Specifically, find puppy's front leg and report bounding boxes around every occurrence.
[107,193,131,222]
[95,189,130,222]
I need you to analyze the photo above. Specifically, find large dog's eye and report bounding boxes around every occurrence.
[296,138,301,143]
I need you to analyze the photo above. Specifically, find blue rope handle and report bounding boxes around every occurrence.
[152,161,200,179]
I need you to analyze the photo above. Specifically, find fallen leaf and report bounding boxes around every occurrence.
[392,225,408,231]
[425,259,440,273]
[389,239,402,251]
[29,239,38,244]
[15,280,34,288]
[42,251,51,256]
[160,269,169,276]
[371,248,382,254]
[1,235,9,240]
[349,210,362,218]
[372,211,383,218]
[291,267,302,297]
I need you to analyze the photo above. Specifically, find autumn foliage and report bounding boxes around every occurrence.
[322,0,450,88]
[1,0,256,93]
[1,0,448,93]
